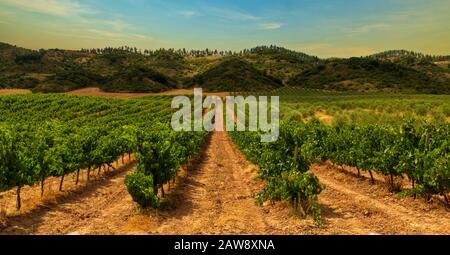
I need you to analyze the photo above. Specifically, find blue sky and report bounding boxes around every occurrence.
[0,0,449,57]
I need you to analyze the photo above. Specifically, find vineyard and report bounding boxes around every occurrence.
[1,0,450,238]
[0,94,207,211]
[229,94,449,225]
[0,91,449,234]
[274,89,450,205]
[232,120,449,211]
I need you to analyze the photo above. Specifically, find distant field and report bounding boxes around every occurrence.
[3,87,449,126]
[261,87,450,125]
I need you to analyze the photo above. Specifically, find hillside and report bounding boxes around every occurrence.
[241,46,320,83]
[370,50,450,62]
[0,42,34,64]
[370,50,450,86]
[288,57,450,94]
[186,58,283,92]
[0,43,183,93]
[1,42,449,93]
[104,65,177,93]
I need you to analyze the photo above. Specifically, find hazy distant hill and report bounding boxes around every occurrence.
[0,42,449,94]
[370,50,450,62]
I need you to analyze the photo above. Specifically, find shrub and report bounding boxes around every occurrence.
[257,171,323,225]
[125,171,160,208]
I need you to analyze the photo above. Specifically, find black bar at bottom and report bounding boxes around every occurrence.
[1,235,447,254]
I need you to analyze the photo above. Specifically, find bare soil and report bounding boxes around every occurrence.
[0,89,32,95]
[67,87,229,99]
[0,157,136,234]
[0,88,230,98]
[310,162,450,234]
[314,111,333,125]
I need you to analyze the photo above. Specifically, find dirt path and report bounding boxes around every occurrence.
[130,131,271,234]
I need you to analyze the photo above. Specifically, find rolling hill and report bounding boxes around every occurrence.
[185,58,283,92]
[0,42,449,94]
[240,46,320,83]
[103,65,177,93]
[287,57,450,94]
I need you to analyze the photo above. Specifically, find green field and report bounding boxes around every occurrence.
[263,87,450,125]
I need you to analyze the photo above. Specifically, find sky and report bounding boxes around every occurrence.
[0,0,449,58]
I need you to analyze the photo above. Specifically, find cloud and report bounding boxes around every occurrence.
[131,34,153,41]
[206,7,260,21]
[0,0,95,17]
[87,29,122,38]
[87,29,152,41]
[103,19,128,31]
[351,23,390,33]
[178,10,196,17]
[258,22,283,30]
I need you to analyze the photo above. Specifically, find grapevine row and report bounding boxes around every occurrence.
[229,122,324,225]
[229,119,449,225]
[0,94,208,210]
[315,120,450,201]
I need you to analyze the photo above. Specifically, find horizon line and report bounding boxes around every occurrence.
[2,41,450,59]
